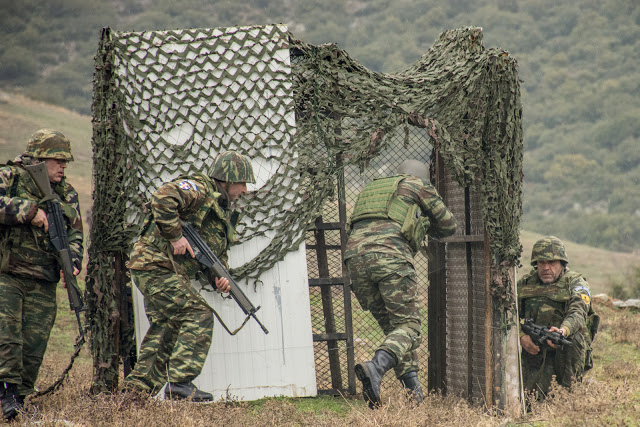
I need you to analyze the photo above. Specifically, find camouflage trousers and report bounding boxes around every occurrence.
[0,273,57,396]
[521,331,588,399]
[345,253,422,377]
[124,268,214,394]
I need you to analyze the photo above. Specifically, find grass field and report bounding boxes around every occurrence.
[21,293,640,426]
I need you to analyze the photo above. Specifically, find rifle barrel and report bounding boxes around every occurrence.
[182,221,269,335]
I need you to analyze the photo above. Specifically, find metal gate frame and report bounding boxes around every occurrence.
[311,147,521,413]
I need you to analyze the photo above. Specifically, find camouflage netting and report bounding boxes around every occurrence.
[89,24,522,391]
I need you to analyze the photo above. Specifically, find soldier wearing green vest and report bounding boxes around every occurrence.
[344,159,457,408]
[0,129,83,421]
[518,236,598,400]
[124,150,255,402]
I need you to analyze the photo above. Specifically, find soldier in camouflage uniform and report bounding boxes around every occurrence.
[518,236,598,401]
[124,150,255,402]
[345,159,456,408]
[0,129,83,420]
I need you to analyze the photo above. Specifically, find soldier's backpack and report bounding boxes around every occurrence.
[584,304,600,372]
[0,163,21,272]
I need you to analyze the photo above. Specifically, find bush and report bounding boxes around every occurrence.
[0,46,38,81]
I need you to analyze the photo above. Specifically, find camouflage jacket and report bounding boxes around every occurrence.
[517,268,591,338]
[128,174,237,279]
[0,157,84,282]
[345,175,457,263]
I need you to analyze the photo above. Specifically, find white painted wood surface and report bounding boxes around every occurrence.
[128,24,317,401]
[132,237,317,401]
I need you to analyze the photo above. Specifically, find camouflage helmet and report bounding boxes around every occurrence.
[208,150,255,183]
[24,129,74,161]
[397,159,428,181]
[531,236,569,266]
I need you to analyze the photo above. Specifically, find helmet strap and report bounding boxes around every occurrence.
[214,179,230,209]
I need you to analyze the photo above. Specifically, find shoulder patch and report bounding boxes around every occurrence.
[573,285,590,296]
[178,180,198,191]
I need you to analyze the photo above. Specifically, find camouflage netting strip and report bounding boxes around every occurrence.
[89,25,522,389]
[288,27,522,311]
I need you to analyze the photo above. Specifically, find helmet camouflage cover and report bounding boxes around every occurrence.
[24,129,74,161]
[531,236,569,265]
[208,150,255,183]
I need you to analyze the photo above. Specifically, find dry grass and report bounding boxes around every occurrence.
[9,301,637,426]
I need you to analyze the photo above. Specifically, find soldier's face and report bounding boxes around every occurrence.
[536,260,564,284]
[226,182,247,202]
[44,159,68,183]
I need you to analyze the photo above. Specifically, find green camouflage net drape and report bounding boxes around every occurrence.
[88,25,522,391]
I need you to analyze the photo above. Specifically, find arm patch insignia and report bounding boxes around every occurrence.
[178,180,198,191]
[573,285,590,296]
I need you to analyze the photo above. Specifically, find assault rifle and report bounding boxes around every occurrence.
[181,221,269,335]
[24,162,85,341]
[521,318,572,350]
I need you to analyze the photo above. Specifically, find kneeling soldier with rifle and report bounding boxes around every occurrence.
[0,130,84,420]
[518,236,599,401]
[124,150,256,402]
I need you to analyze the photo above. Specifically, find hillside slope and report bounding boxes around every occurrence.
[0,91,93,217]
[2,93,638,296]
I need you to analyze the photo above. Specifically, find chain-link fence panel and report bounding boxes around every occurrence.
[307,122,435,395]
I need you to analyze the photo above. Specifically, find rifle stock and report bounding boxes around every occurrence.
[181,220,269,334]
[24,162,85,340]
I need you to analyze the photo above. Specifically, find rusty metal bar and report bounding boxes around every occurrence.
[314,216,343,390]
[465,187,473,398]
[336,153,356,395]
[428,148,447,393]
[484,230,493,406]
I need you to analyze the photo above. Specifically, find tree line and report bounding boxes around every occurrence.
[1,0,638,251]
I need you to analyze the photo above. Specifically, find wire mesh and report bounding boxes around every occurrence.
[306,121,435,395]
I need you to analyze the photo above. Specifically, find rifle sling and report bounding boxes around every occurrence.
[211,307,253,336]
[32,334,86,398]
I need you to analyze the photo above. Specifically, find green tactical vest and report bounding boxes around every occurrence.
[184,173,237,244]
[518,269,583,303]
[519,268,600,371]
[139,173,236,255]
[0,163,77,276]
[519,269,599,340]
[0,165,21,272]
[349,175,430,253]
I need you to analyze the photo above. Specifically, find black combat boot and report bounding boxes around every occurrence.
[164,381,213,402]
[399,371,424,405]
[354,349,397,409]
[1,382,23,421]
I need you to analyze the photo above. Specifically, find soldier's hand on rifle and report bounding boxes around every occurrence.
[215,277,231,293]
[520,334,540,355]
[547,326,567,349]
[171,236,195,258]
[31,208,49,232]
[60,267,80,288]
